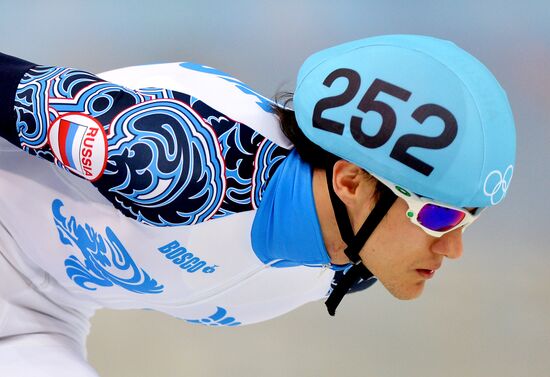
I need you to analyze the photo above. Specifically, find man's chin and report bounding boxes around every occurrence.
[386,282,425,300]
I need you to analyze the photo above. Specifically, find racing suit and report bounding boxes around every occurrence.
[0,53,370,376]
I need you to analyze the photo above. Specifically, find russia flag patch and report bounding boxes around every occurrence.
[48,113,108,181]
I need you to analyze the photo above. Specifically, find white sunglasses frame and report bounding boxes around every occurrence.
[370,173,481,238]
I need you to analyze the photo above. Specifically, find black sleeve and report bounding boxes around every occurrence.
[0,52,37,146]
[2,60,288,227]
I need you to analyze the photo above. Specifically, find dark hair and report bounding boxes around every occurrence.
[272,92,385,200]
[272,92,339,169]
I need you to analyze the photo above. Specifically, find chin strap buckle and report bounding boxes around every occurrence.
[325,263,374,316]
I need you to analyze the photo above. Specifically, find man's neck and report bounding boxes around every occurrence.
[311,168,350,265]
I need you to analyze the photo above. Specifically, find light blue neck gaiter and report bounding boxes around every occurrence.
[251,150,330,268]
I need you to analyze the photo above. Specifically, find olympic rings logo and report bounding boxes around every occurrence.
[483,165,513,205]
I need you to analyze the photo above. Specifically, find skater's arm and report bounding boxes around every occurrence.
[0,52,37,147]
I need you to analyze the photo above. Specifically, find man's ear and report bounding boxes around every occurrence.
[331,160,365,205]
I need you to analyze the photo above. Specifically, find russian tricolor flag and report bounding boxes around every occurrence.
[48,113,108,181]
[55,119,88,170]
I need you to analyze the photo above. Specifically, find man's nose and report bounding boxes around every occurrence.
[431,227,464,259]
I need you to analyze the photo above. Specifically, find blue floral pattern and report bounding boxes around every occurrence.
[52,198,164,293]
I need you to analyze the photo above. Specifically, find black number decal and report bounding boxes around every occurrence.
[350,79,411,148]
[390,104,458,176]
[312,68,360,135]
[311,69,458,176]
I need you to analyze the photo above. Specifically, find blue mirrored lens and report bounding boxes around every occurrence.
[417,204,465,232]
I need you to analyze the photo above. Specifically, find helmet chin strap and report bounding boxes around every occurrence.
[324,164,397,316]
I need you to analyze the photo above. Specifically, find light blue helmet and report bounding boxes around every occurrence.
[294,35,516,208]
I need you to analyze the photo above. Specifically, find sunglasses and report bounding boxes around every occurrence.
[371,173,481,237]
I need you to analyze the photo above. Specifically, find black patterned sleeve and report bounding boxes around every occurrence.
[0,52,37,147]
[6,62,288,227]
